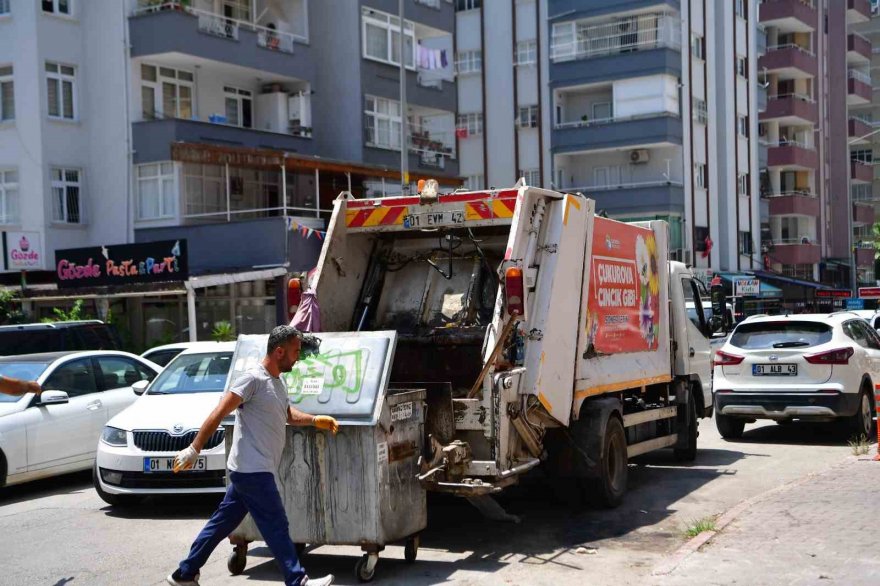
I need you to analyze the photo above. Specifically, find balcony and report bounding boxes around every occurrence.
[772,242,821,265]
[563,181,686,216]
[848,117,874,144]
[549,11,681,88]
[851,160,873,183]
[856,246,875,267]
[130,2,312,80]
[758,0,817,33]
[132,118,316,164]
[767,142,818,170]
[853,202,875,226]
[847,70,872,106]
[552,113,682,154]
[847,0,871,25]
[759,94,818,126]
[759,45,817,80]
[361,114,459,178]
[361,60,455,113]
[767,192,820,218]
[847,33,872,65]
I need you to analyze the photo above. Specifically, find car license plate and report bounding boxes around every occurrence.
[403,209,465,229]
[752,364,797,376]
[143,456,207,473]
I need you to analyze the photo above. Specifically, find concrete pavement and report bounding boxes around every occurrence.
[656,456,880,586]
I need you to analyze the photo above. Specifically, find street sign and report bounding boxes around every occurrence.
[859,287,880,299]
[846,298,865,310]
[734,278,760,296]
[816,289,853,299]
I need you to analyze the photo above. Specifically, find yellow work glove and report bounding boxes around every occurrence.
[313,415,339,434]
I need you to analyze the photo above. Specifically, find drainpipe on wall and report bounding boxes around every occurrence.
[185,281,197,342]
[121,2,134,244]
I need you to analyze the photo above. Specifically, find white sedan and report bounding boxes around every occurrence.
[0,351,161,488]
[94,343,235,506]
[712,313,879,439]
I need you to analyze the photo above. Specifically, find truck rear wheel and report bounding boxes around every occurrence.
[586,416,627,508]
[674,394,698,462]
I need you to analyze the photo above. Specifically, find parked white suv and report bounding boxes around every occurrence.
[712,313,878,440]
[93,343,235,506]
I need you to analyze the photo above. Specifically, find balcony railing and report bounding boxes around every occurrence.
[554,110,677,130]
[766,43,814,56]
[415,0,442,8]
[764,190,816,198]
[550,12,681,63]
[564,179,685,193]
[769,92,813,103]
[774,237,817,245]
[849,69,872,85]
[133,1,306,53]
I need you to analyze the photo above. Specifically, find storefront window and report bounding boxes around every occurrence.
[143,300,184,347]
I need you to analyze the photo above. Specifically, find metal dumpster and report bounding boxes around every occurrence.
[223,332,427,582]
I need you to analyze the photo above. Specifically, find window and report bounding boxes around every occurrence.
[456,112,483,136]
[592,102,612,121]
[693,98,707,125]
[183,164,225,216]
[739,231,753,255]
[730,321,832,351]
[694,226,710,251]
[455,0,481,10]
[44,359,98,398]
[137,163,176,220]
[96,356,155,390]
[455,50,482,75]
[852,149,873,164]
[42,0,72,16]
[517,105,538,129]
[736,55,748,78]
[682,278,707,331]
[0,65,12,121]
[0,0,9,15]
[362,8,415,68]
[0,169,18,224]
[224,86,253,128]
[690,34,704,60]
[465,174,484,190]
[140,64,193,121]
[738,115,749,137]
[516,40,537,65]
[364,95,402,150]
[593,166,621,187]
[50,167,82,223]
[781,264,813,279]
[694,163,707,189]
[735,0,746,19]
[45,62,76,120]
[520,169,540,186]
[738,173,750,196]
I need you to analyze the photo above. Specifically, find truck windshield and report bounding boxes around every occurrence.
[729,322,832,350]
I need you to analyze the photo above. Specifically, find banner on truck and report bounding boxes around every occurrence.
[585,218,661,354]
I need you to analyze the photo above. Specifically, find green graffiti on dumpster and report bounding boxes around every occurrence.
[283,348,370,403]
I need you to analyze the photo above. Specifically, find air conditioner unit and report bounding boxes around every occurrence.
[630,149,650,164]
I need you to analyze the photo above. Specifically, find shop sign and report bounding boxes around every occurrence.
[846,298,865,310]
[55,240,188,289]
[858,287,880,299]
[4,231,44,270]
[734,278,760,296]
[816,289,853,299]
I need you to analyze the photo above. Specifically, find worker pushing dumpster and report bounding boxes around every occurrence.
[225,332,426,582]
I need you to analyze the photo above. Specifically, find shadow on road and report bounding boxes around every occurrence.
[737,420,868,446]
[101,493,224,520]
[0,470,91,506]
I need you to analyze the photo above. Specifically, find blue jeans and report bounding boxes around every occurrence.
[177,471,306,586]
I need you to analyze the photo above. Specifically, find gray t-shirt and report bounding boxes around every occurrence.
[226,364,289,474]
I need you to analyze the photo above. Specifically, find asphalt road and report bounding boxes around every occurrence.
[0,417,856,586]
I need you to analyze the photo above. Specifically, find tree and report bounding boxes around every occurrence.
[43,299,86,323]
[211,321,236,342]
[0,290,26,325]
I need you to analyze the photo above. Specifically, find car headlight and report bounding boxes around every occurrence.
[101,426,128,447]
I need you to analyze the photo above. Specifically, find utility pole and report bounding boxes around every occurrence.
[399,0,409,196]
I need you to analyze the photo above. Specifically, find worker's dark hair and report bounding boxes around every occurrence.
[266,325,321,357]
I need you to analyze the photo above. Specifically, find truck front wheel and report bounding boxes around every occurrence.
[587,416,627,508]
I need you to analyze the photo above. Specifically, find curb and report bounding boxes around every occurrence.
[651,457,864,577]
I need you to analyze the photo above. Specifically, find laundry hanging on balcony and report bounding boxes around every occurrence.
[287,218,326,241]
[418,46,447,70]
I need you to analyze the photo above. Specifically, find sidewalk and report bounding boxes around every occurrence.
[655,457,880,586]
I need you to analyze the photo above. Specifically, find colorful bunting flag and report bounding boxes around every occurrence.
[288,219,327,240]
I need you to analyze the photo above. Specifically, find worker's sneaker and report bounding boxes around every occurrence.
[303,575,334,586]
[166,570,200,585]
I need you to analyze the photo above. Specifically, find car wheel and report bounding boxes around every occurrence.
[847,388,874,440]
[0,449,6,488]
[715,412,745,439]
[92,464,143,507]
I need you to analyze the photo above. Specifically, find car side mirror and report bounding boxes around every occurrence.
[40,390,70,406]
[708,315,725,335]
[132,380,149,396]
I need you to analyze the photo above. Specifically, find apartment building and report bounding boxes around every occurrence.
[0,0,459,347]
[757,0,874,288]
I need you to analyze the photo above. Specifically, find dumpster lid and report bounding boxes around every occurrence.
[227,331,398,425]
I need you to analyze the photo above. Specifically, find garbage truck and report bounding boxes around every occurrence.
[291,179,718,510]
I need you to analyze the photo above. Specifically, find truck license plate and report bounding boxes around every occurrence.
[143,456,207,473]
[403,209,465,228]
[752,364,797,376]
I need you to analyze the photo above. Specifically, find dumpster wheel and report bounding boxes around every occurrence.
[404,535,419,563]
[355,553,379,582]
[227,544,247,576]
